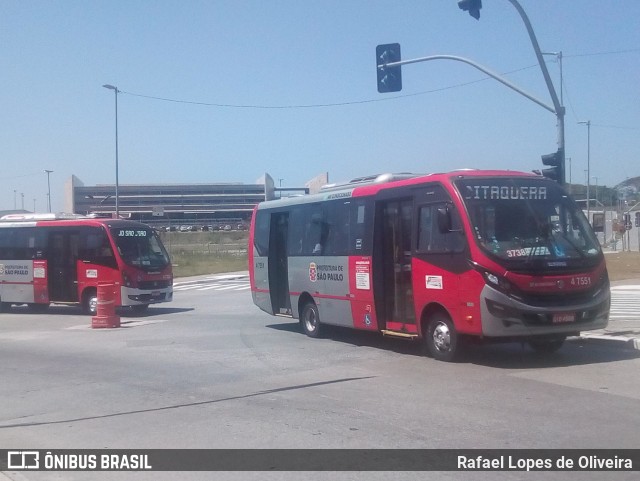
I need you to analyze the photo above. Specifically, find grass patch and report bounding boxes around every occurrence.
[170,252,248,278]
[604,251,640,282]
[160,231,249,277]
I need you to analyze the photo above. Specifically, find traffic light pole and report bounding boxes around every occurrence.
[379,0,567,185]
[380,52,564,185]
[380,54,555,114]
[506,0,565,186]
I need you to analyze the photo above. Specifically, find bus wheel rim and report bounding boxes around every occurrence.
[89,296,98,314]
[432,321,451,352]
[305,310,317,332]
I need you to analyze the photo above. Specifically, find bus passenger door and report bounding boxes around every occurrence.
[268,212,291,316]
[373,200,415,331]
[48,231,79,302]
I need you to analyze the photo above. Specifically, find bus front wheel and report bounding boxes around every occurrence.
[82,289,98,316]
[300,302,321,338]
[424,312,459,362]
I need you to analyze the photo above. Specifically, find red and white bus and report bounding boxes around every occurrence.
[249,171,610,361]
[0,213,173,314]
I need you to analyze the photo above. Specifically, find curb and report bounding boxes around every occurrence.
[572,333,640,350]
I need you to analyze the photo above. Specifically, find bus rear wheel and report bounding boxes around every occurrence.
[300,302,321,338]
[424,312,459,362]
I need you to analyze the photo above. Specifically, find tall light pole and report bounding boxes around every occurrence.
[578,120,591,222]
[44,169,53,212]
[592,176,598,206]
[103,84,120,217]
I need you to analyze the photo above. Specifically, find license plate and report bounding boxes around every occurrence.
[552,312,575,324]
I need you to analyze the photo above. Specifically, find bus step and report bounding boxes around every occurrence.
[381,330,418,339]
[274,313,293,318]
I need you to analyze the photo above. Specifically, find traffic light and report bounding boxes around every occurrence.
[376,43,402,93]
[458,0,482,20]
[538,148,565,184]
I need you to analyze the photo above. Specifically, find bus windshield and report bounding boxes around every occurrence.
[110,227,171,271]
[455,177,601,268]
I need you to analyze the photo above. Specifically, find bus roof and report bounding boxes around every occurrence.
[0,213,156,230]
[0,212,87,222]
[256,169,543,209]
[319,172,424,192]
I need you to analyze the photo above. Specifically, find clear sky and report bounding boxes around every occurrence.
[1,0,639,212]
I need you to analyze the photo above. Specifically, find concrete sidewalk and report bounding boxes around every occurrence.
[574,279,640,350]
[577,322,640,350]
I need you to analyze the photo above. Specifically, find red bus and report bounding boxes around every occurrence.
[249,171,610,361]
[0,213,173,314]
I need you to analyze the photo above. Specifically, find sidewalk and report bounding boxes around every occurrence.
[577,323,640,350]
[574,278,640,350]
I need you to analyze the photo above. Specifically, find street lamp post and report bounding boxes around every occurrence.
[578,120,591,223]
[592,176,598,206]
[44,169,53,213]
[102,84,120,217]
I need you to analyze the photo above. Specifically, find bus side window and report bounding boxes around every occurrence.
[301,204,324,256]
[418,203,465,253]
[0,229,17,259]
[417,206,434,251]
[80,227,117,268]
[349,201,369,255]
[287,206,306,256]
[323,200,350,256]
[254,210,270,257]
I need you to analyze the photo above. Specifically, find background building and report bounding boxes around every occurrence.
[64,173,327,227]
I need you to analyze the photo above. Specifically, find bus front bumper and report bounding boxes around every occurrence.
[479,284,609,338]
[120,286,173,306]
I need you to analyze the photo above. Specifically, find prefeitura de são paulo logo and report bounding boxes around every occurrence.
[309,262,317,282]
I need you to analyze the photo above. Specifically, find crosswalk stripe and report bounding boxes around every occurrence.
[172,278,250,293]
[609,284,640,321]
[210,284,247,291]
[197,284,246,291]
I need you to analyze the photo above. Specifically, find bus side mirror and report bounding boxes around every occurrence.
[437,206,452,233]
